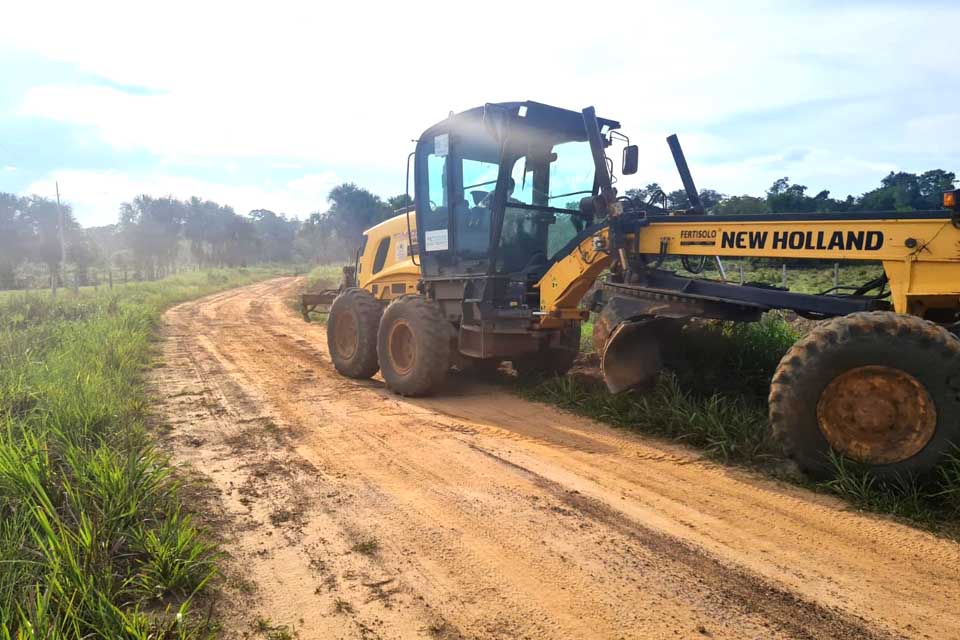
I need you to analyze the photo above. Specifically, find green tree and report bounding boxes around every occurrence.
[387,194,414,211]
[24,195,78,287]
[322,184,392,260]
[625,183,666,204]
[766,178,817,213]
[295,212,337,263]
[858,172,920,211]
[917,169,956,207]
[713,195,771,215]
[250,209,297,262]
[119,195,186,278]
[0,193,27,288]
[698,189,724,211]
[67,230,103,286]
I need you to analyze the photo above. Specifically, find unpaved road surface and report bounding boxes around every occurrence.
[151,277,960,640]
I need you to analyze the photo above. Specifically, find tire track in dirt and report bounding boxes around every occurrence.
[150,277,960,639]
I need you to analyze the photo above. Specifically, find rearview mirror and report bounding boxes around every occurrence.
[622,145,639,175]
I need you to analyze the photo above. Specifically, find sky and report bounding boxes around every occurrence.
[1,0,958,227]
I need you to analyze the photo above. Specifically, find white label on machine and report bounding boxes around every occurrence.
[393,233,407,260]
[424,229,448,252]
[434,134,449,157]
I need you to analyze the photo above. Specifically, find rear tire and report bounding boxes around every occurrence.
[769,311,960,480]
[327,288,382,379]
[377,295,451,396]
[514,322,581,379]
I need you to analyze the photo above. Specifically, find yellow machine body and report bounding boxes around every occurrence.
[537,214,960,321]
[356,213,420,301]
[350,210,960,327]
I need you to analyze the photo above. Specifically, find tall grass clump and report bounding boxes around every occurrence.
[0,267,286,638]
[823,449,960,529]
[525,372,772,462]
[521,314,797,464]
[301,264,346,292]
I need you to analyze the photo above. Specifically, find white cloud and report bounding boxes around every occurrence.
[9,1,957,162]
[4,0,959,221]
[904,113,960,156]
[24,170,341,226]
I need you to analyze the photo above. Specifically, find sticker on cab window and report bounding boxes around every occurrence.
[424,229,448,252]
[434,134,448,157]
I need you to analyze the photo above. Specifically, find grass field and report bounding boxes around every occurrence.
[0,266,291,638]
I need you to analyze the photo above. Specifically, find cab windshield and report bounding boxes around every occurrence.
[497,139,596,274]
[418,114,598,273]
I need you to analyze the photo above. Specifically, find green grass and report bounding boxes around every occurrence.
[0,266,290,638]
[524,315,795,464]
[253,617,296,640]
[301,264,345,292]
[688,257,884,295]
[823,450,960,527]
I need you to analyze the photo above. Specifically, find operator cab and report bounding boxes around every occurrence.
[412,101,621,311]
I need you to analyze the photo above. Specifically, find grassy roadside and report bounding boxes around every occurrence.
[518,315,960,536]
[0,267,291,638]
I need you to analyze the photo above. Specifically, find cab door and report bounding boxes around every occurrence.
[415,132,453,277]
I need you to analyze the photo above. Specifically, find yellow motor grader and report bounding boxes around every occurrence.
[309,100,960,480]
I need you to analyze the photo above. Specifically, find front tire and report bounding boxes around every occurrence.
[769,311,960,480]
[377,295,451,396]
[327,288,382,379]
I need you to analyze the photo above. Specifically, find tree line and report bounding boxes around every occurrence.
[1,168,955,290]
[0,185,409,290]
[628,169,956,215]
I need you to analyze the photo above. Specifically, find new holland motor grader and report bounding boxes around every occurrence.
[314,100,960,480]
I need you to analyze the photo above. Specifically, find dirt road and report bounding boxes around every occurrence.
[151,277,959,640]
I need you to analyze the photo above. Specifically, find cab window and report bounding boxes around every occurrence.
[372,237,390,274]
[454,157,498,255]
[422,135,450,253]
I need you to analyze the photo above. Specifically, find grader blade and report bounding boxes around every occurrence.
[593,302,667,394]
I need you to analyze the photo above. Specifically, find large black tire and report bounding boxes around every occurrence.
[377,295,451,396]
[327,288,382,379]
[513,322,581,379]
[769,311,960,480]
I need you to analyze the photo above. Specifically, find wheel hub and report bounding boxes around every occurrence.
[333,312,358,360]
[817,365,937,464]
[388,320,416,375]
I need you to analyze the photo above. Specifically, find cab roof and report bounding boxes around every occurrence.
[418,101,620,156]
